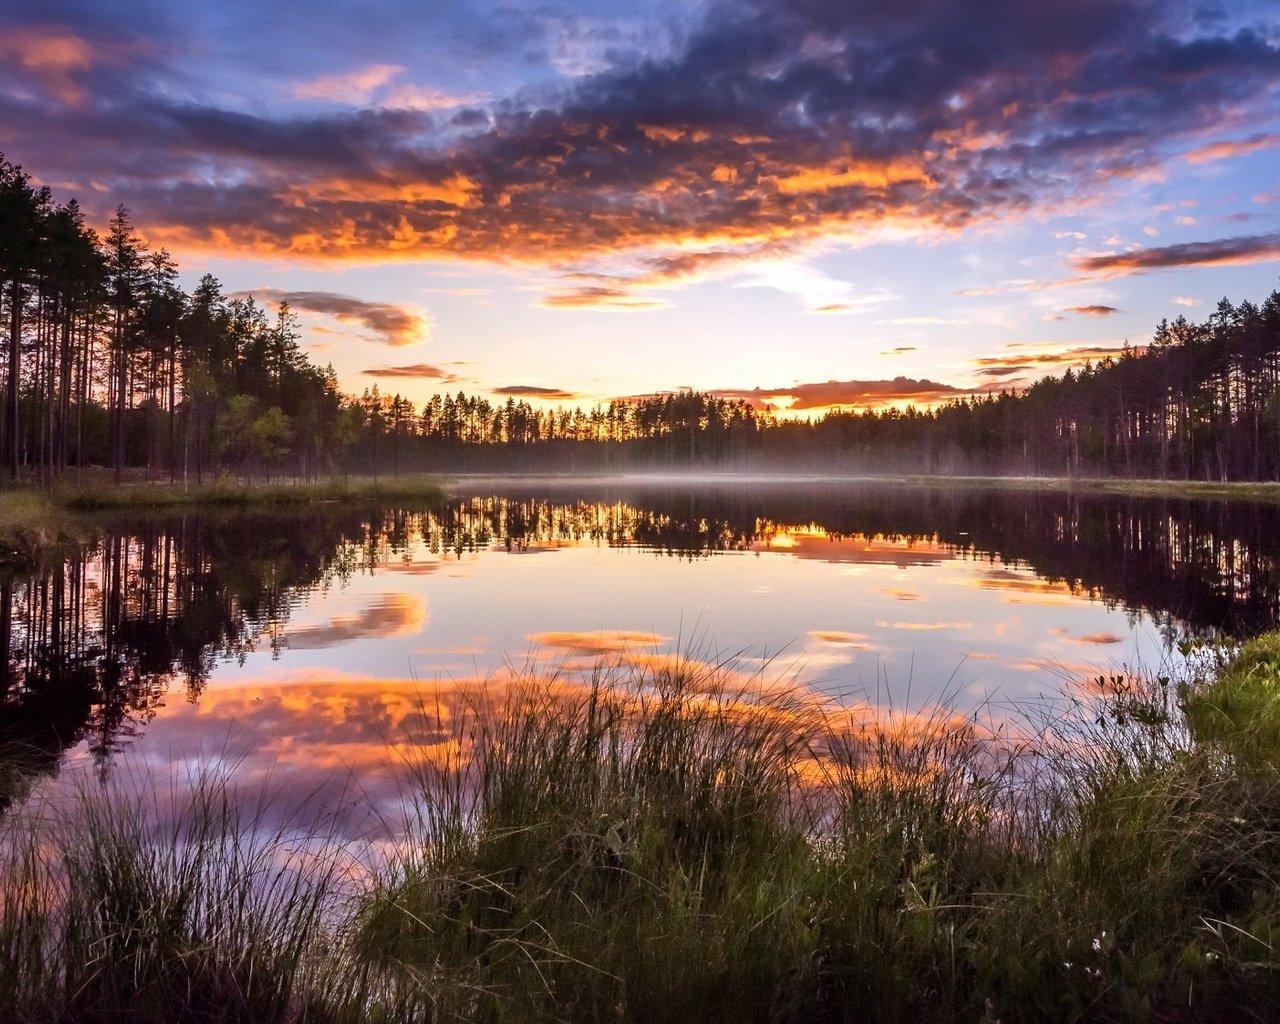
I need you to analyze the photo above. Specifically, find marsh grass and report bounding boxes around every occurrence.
[352,662,822,1023]
[5,644,1280,1021]
[0,765,350,1023]
[54,473,445,512]
[351,655,1280,1022]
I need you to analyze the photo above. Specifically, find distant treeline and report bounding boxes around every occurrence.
[5,152,1280,481]
[787,292,1280,480]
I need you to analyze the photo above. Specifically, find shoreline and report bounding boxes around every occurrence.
[3,470,1278,566]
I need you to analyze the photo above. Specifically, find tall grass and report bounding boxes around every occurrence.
[354,663,822,1022]
[353,655,1280,1022]
[5,643,1280,1021]
[0,765,349,1023]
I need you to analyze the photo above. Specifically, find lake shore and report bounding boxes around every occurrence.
[4,470,1276,565]
[438,470,1280,502]
[0,473,446,565]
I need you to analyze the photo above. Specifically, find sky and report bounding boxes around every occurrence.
[2,0,1279,415]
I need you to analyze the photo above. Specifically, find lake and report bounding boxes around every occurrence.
[3,478,1278,837]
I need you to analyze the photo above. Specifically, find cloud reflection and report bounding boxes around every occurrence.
[283,593,426,650]
[529,630,670,656]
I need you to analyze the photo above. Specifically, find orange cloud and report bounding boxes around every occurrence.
[1063,305,1119,317]
[242,289,430,347]
[492,385,580,400]
[362,363,453,379]
[770,157,932,195]
[0,27,93,106]
[716,376,967,412]
[971,344,1140,378]
[1183,133,1280,165]
[8,0,1278,310]
[539,286,668,310]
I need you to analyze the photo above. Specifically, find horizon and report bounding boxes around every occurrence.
[3,0,1279,416]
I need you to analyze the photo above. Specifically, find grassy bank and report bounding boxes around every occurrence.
[0,473,445,563]
[52,472,446,511]
[0,489,84,565]
[4,644,1280,1022]
[890,473,1280,502]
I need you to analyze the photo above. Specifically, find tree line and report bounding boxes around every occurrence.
[6,152,1280,481]
[776,291,1280,480]
[324,289,1280,482]
[1,155,344,482]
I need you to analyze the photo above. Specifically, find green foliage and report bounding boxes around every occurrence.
[1185,634,1280,769]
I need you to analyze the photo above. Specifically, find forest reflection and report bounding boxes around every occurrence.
[2,482,1279,809]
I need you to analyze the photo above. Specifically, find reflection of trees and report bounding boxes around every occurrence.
[383,495,756,561]
[0,508,382,799]
[3,486,1279,806]
[448,484,1280,637]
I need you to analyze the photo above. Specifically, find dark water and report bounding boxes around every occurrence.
[2,479,1278,831]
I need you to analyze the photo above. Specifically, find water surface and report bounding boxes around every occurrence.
[4,479,1277,835]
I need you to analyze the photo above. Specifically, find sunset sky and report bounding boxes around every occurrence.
[3,0,1279,414]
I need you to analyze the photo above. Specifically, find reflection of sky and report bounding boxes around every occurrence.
[207,519,1168,707]
[44,515,1177,841]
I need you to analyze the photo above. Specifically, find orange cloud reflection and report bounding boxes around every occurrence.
[752,527,956,568]
[283,593,426,649]
[973,569,1085,605]
[530,630,670,656]
[877,621,974,632]
[808,631,874,650]
[112,640,1034,847]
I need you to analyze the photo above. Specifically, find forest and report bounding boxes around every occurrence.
[5,152,1280,482]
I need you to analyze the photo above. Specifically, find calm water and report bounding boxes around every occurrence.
[3,479,1278,836]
